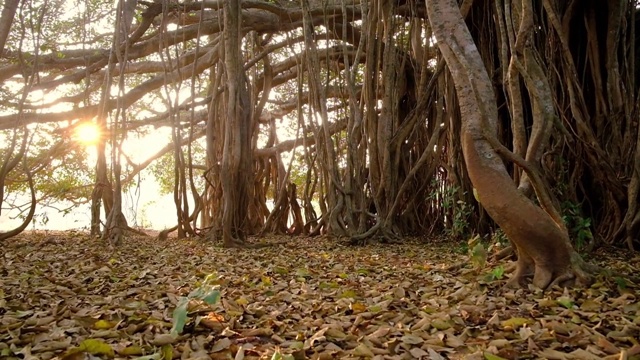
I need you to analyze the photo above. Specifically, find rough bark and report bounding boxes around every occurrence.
[220,0,255,247]
[0,0,19,58]
[426,0,592,288]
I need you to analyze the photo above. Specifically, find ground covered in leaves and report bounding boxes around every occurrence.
[1,232,639,360]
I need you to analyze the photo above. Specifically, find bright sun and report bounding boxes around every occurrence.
[74,122,101,145]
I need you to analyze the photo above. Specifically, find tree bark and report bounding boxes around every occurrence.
[220,0,254,247]
[0,0,19,58]
[426,0,592,288]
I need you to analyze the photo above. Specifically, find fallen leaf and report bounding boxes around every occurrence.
[211,338,232,352]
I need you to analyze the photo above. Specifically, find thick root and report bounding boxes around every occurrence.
[223,238,246,248]
[491,245,514,261]
[506,260,595,289]
[533,265,554,289]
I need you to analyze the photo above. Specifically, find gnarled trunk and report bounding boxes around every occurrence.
[220,0,255,247]
[426,0,593,288]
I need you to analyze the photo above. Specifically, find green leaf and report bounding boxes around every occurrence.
[171,299,189,334]
[188,287,205,298]
[271,350,295,360]
[484,352,509,360]
[273,267,289,275]
[491,265,505,279]
[118,346,144,356]
[431,319,451,330]
[470,241,487,269]
[15,310,33,318]
[202,289,221,305]
[614,277,627,289]
[339,290,357,299]
[78,339,115,357]
[160,344,173,360]
[556,297,574,309]
[94,319,116,329]
[501,317,530,329]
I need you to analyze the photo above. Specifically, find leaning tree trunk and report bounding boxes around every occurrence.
[426,0,593,288]
[0,0,19,58]
[0,130,35,242]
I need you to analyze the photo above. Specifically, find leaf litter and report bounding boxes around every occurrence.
[0,232,639,360]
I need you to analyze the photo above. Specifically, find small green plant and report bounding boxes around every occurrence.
[468,235,487,269]
[455,241,469,254]
[614,277,627,290]
[450,199,472,238]
[562,201,593,250]
[491,229,509,247]
[271,350,295,360]
[486,265,505,281]
[429,182,472,239]
[171,274,221,335]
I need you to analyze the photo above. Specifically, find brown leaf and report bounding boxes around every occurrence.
[352,343,375,357]
[211,337,232,352]
[151,333,178,346]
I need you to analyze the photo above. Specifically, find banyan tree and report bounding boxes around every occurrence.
[0,0,639,286]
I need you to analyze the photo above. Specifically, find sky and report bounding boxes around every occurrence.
[1,128,182,231]
[0,0,301,233]
[0,113,294,232]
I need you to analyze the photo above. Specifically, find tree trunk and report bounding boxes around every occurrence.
[426,0,593,288]
[0,0,19,58]
[220,0,254,247]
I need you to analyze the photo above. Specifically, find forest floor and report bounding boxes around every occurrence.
[0,232,639,360]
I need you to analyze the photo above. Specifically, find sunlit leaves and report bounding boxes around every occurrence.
[94,319,117,329]
[63,339,115,359]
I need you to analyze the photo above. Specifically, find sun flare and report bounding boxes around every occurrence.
[74,123,101,145]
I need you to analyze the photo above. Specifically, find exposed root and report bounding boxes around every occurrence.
[491,245,514,261]
[505,264,534,288]
[547,271,577,289]
[506,253,597,290]
[348,221,382,245]
[223,238,248,248]
[348,226,401,246]
[223,239,287,249]
[125,226,149,237]
[503,261,517,273]
[157,227,177,241]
